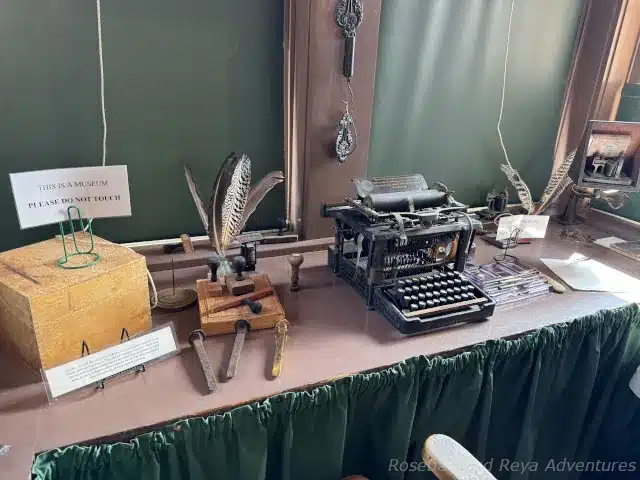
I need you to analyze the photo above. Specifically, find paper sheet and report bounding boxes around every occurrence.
[594,236,625,248]
[540,253,640,293]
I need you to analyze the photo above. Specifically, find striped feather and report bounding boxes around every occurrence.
[208,153,252,256]
[220,156,251,251]
[533,149,576,214]
[500,164,534,213]
[184,164,209,232]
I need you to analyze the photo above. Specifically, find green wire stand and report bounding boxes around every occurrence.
[58,206,101,269]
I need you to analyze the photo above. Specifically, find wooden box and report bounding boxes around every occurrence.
[196,273,285,335]
[0,234,151,370]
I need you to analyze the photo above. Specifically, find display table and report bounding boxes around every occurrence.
[1,223,638,478]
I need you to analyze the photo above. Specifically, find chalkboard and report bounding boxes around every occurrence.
[0,0,284,252]
[368,0,585,209]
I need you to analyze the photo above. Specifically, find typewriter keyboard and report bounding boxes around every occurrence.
[383,270,493,318]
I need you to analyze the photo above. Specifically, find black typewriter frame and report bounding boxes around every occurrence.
[322,203,495,334]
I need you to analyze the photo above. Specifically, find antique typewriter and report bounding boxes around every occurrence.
[321,175,495,334]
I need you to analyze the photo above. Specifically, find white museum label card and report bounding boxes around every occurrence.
[496,215,550,241]
[43,325,178,399]
[9,165,131,229]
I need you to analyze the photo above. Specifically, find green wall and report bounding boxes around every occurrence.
[0,0,284,252]
[368,0,585,208]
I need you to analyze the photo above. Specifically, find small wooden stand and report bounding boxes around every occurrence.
[196,273,285,335]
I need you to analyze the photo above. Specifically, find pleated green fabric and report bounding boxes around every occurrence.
[32,304,640,480]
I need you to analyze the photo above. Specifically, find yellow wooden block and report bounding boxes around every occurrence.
[197,273,285,335]
[0,234,151,370]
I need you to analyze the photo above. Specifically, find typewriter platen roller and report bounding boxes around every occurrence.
[322,174,495,334]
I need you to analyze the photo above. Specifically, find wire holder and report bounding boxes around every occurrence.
[494,227,522,263]
[58,206,101,269]
[80,328,145,390]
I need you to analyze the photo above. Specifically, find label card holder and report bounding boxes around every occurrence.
[496,215,550,241]
[41,323,179,405]
[10,165,132,230]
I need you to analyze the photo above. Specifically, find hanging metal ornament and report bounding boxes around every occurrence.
[336,101,356,164]
[335,0,363,78]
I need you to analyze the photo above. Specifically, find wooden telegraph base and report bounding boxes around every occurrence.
[196,273,285,335]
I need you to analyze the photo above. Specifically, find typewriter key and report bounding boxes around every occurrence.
[454,294,461,302]
[397,280,406,289]
[410,303,419,311]
[425,291,434,299]
[453,287,461,294]
[426,300,434,308]
[439,289,448,297]
[460,293,468,301]
[433,281,441,289]
[418,293,426,300]
[446,272,455,279]
[405,278,414,287]
[446,280,455,287]
[453,278,462,286]
[467,291,476,298]
[402,295,412,307]
[432,298,441,306]
[446,288,455,295]
[446,296,455,304]
[412,285,420,293]
[418,301,427,309]
[411,295,419,302]
[432,273,441,281]
[397,288,406,296]
[460,285,469,292]
[420,284,429,293]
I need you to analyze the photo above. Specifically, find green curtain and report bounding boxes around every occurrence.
[32,304,640,480]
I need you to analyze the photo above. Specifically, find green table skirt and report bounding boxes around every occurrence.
[33,304,640,479]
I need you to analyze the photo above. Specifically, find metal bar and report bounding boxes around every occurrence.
[226,321,249,379]
[188,330,218,393]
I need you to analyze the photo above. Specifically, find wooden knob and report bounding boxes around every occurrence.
[287,253,304,268]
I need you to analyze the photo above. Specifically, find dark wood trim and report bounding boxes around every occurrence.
[584,206,640,240]
[284,0,311,236]
[553,0,626,171]
[145,237,333,272]
[299,0,382,239]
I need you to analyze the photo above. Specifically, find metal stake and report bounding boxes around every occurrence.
[188,330,218,393]
[226,320,250,379]
[272,319,289,378]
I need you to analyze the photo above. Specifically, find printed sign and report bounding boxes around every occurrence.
[496,215,550,241]
[9,165,131,229]
[42,324,178,400]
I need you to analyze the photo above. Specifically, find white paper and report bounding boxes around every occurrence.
[540,253,640,293]
[9,166,131,229]
[43,325,177,399]
[594,236,626,248]
[496,215,549,241]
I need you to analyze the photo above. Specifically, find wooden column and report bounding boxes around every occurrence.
[286,0,382,239]
[553,0,639,170]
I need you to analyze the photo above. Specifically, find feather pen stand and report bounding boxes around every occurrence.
[184,154,284,277]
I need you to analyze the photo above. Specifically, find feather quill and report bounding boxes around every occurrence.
[239,171,285,231]
[500,164,534,213]
[208,153,252,256]
[184,164,209,232]
[532,149,576,215]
